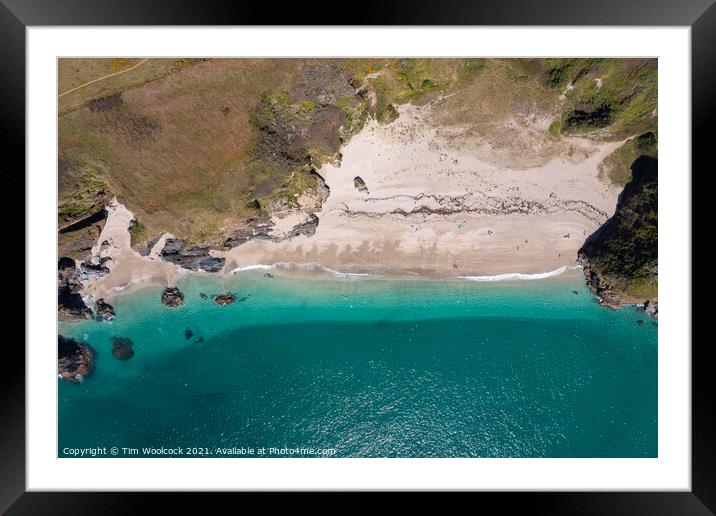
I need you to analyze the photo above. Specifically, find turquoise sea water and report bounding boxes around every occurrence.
[58,270,657,458]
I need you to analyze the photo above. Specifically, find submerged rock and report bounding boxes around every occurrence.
[95,298,115,321]
[161,287,184,307]
[111,336,135,360]
[58,336,95,383]
[185,328,194,340]
[212,294,236,306]
[199,292,208,300]
[263,272,274,278]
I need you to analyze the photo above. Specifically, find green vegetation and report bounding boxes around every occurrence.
[58,202,92,220]
[548,58,657,139]
[544,60,572,89]
[548,120,561,137]
[457,59,486,81]
[599,132,658,186]
[129,218,148,246]
[273,169,320,208]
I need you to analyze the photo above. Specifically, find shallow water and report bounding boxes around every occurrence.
[58,270,657,458]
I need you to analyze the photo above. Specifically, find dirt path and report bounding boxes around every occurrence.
[58,58,150,98]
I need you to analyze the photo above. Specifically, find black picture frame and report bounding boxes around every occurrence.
[3,0,713,512]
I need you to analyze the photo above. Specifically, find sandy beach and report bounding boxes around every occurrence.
[81,101,624,300]
[220,102,623,277]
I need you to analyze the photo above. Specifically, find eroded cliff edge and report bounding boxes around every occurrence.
[579,155,658,313]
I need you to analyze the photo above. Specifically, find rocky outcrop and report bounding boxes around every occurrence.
[579,155,658,309]
[311,169,330,204]
[222,216,274,249]
[58,257,93,320]
[160,238,225,272]
[289,213,320,238]
[111,336,135,360]
[58,335,95,383]
[161,287,184,307]
[354,176,368,192]
[94,298,115,321]
[136,233,164,257]
[643,300,658,317]
[212,294,236,306]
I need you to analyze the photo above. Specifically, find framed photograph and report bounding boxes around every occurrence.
[5,0,713,511]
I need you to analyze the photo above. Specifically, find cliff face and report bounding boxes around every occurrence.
[579,155,658,307]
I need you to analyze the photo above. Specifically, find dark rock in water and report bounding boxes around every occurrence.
[199,292,208,300]
[643,299,658,317]
[58,257,93,320]
[58,288,93,320]
[212,294,236,306]
[160,237,226,272]
[111,336,135,360]
[637,319,645,326]
[571,290,579,295]
[264,272,274,278]
[58,335,95,383]
[238,296,249,302]
[161,287,184,307]
[95,298,115,321]
[185,328,194,340]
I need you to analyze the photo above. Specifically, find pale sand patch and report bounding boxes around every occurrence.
[148,232,174,260]
[221,102,624,277]
[82,198,184,300]
[270,211,312,238]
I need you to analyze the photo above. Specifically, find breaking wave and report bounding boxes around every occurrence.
[461,266,568,282]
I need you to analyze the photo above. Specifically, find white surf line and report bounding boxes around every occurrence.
[231,264,274,273]
[460,266,568,282]
[231,262,375,277]
[58,58,150,98]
